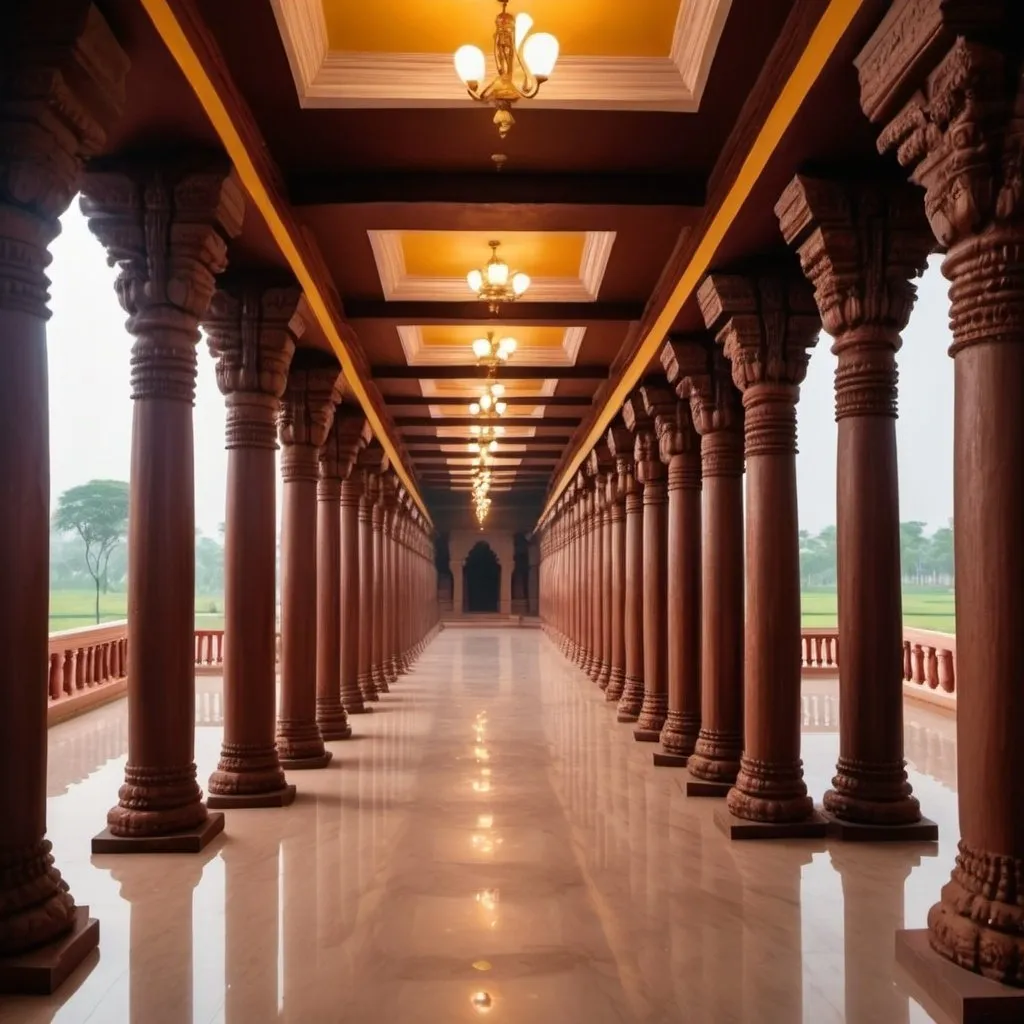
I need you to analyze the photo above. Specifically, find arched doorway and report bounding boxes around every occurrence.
[464,542,500,613]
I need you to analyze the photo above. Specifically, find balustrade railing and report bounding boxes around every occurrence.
[799,625,957,709]
[47,621,129,725]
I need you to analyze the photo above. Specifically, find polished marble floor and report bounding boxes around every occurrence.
[2,628,961,1023]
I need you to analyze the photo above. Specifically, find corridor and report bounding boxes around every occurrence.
[6,628,955,1023]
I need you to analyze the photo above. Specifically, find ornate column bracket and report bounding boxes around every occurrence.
[778,173,934,836]
[663,337,745,791]
[81,161,243,848]
[203,280,300,807]
[698,269,822,831]
[276,360,343,767]
[856,0,1024,988]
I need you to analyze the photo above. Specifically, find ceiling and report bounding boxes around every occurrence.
[92,0,896,533]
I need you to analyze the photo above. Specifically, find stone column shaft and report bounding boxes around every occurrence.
[857,3,1024,980]
[204,282,298,807]
[83,163,243,846]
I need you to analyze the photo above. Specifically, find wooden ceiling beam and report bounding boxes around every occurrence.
[396,416,581,428]
[347,301,642,325]
[383,394,593,407]
[404,437,570,448]
[289,171,706,208]
[372,365,608,380]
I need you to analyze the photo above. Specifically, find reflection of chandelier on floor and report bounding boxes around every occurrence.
[467,243,530,312]
[454,2,559,138]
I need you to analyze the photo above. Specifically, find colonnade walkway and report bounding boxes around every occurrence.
[7,628,955,1023]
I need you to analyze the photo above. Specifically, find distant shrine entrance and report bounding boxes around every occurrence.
[464,542,500,613]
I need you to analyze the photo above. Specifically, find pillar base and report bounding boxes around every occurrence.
[633,728,662,743]
[279,751,333,770]
[91,812,225,854]
[0,906,98,995]
[685,779,733,798]
[823,811,938,843]
[207,784,296,809]
[895,928,1024,1024]
[346,704,373,714]
[713,806,828,841]
[616,711,640,724]
[653,752,689,768]
[318,723,353,741]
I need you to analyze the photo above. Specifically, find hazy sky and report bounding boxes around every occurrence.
[47,204,954,537]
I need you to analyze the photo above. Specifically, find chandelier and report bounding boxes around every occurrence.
[454,2,559,138]
[469,381,507,417]
[472,330,518,364]
[467,243,530,312]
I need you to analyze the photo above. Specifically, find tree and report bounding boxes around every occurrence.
[53,480,129,624]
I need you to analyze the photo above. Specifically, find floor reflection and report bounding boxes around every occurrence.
[1,631,966,1023]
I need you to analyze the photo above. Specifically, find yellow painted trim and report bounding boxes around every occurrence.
[537,0,864,528]
[138,0,432,526]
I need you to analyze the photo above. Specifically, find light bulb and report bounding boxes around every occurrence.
[469,442,480,453]
[499,336,517,355]
[467,268,483,292]
[496,426,505,435]
[480,393,492,410]
[522,32,558,78]
[472,337,492,359]
[490,382,505,397]
[470,425,481,435]
[512,272,530,296]
[495,401,507,415]
[486,259,509,287]
[514,12,533,50]
[488,440,498,452]
[454,44,486,85]
[469,402,481,415]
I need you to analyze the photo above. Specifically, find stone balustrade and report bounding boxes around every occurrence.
[799,626,956,712]
[47,621,130,726]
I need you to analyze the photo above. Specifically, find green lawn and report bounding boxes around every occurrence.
[49,589,224,633]
[801,586,955,633]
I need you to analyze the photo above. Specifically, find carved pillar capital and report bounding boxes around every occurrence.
[623,393,664,492]
[278,361,342,482]
[319,408,371,485]
[205,282,301,449]
[81,162,245,402]
[856,1,1024,355]
[698,271,820,457]
[0,4,128,319]
[777,175,933,419]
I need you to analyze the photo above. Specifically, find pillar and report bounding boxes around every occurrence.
[579,474,597,672]
[604,428,628,703]
[651,389,702,764]
[0,1,126,983]
[356,451,382,701]
[277,360,342,769]
[382,482,400,682]
[610,412,645,723]
[680,344,745,797]
[371,471,390,692]
[451,547,464,616]
[625,391,671,741]
[83,162,243,851]
[857,0,1024,986]
[339,420,371,714]
[204,281,297,808]
[315,411,368,738]
[585,451,611,683]
[698,269,823,836]
[527,539,540,616]
[779,174,936,839]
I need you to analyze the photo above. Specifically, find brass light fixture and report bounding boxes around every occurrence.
[469,381,507,417]
[454,1,559,138]
[467,243,530,312]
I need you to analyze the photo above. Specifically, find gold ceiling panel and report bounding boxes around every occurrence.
[402,231,586,280]
[419,325,566,350]
[321,0,682,58]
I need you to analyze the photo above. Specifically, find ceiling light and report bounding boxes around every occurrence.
[453,2,559,138]
[467,242,530,312]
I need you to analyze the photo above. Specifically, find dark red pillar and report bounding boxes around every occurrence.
[84,163,243,852]
[204,282,298,808]
[0,4,126,983]
[858,1,1024,987]
[699,270,823,837]
[277,361,342,769]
